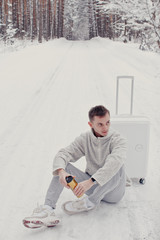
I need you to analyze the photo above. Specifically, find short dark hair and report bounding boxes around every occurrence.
[88,105,110,121]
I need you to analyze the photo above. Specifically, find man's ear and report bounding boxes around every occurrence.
[88,121,92,128]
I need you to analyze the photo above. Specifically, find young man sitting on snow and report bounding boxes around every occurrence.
[23,105,127,228]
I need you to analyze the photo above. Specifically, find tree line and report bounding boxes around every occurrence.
[0,0,64,43]
[96,0,160,51]
[0,0,160,51]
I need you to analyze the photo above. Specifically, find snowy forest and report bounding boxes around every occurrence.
[0,0,160,51]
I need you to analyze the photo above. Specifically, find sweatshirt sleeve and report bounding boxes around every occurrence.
[92,135,127,186]
[52,134,85,175]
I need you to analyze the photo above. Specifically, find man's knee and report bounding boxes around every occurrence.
[102,189,125,204]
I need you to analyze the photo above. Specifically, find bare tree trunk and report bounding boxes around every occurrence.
[146,0,160,47]
[46,0,52,40]
[38,0,42,42]
[88,0,93,39]
[60,0,64,37]
[18,0,23,38]
[23,0,27,32]
[42,0,46,40]
[31,0,37,40]
[52,0,57,38]
[27,0,31,38]
[0,0,3,34]
[12,0,19,29]
[57,0,60,37]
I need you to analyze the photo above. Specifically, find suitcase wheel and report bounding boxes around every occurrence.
[139,178,145,184]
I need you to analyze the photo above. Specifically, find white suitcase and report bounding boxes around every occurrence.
[111,76,150,184]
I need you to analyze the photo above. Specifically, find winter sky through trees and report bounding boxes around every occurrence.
[0,0,160,51]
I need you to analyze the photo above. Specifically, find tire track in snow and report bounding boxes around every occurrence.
[0,42,74,165]
[0,42,77,237]
[0,43,77,224]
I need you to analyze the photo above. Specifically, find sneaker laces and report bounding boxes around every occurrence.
[33,204,55,215]
[33,205,44,214]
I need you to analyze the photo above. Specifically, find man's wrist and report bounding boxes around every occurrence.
[91,177,96,183]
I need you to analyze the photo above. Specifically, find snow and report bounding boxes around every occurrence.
[0,37,160,240]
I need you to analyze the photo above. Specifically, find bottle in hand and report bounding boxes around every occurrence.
[65,176,83,198]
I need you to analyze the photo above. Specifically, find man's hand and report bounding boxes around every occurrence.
[58,168,71,188]
[73,179,94,197]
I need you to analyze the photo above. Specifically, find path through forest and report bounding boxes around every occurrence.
[0,38,160,240]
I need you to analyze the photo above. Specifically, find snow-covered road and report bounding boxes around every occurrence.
[0,38,160,240]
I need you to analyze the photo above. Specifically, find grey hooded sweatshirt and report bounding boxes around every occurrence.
[52,127,127,186]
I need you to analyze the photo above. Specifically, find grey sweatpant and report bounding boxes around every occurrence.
[45,163,126,209]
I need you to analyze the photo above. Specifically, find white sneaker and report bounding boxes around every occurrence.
[62,197,95,215]
[23,205,61,229]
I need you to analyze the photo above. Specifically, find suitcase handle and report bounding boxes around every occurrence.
[116,76,134,115]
